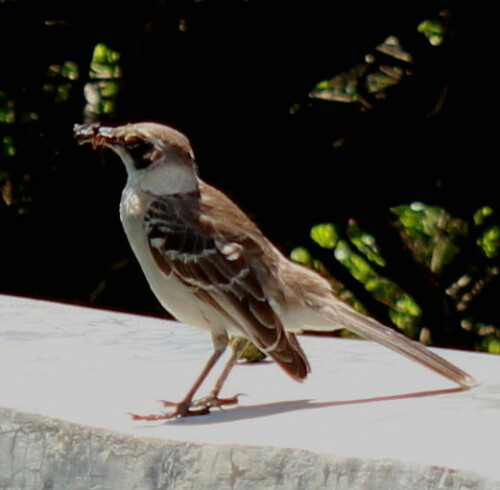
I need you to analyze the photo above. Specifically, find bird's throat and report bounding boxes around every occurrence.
[136,162,199,196]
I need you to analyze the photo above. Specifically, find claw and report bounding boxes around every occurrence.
[129,393,244,421]
[192,393,245,408]
[128,404,210,421]
[158,400,179,407]
[128,411,179,421]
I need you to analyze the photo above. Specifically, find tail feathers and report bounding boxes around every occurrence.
[266,332,311,381]
[330,302,476,389]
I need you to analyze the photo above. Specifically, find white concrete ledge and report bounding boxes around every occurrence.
[1,295,500,489]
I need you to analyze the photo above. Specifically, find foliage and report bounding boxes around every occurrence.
[0,2,497,354]
[286,8,500,352]
[85,43,122,120]
[309,36,412,110]
[293,203,500,352]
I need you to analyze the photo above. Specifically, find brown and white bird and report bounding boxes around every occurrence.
[74,121,475,419]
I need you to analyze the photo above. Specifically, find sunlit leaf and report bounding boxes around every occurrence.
[310,223,338,249]
[309,64,368,104]
[90,43,122,79]
[47,61,79,80]
[99,80,120,97]
[392,202,467,274]
[418,18,446,46]
[290,246,312,266]
[84,43,122,118]
[346,221,385,266]
[486,338,500,354]
[478,225,500,258]
[61,61,79,80]
[375,36,412,62]
[477,325,500,353]
[394,296,421,317]
[102,99,116,114]
[474,206,493,226]
[345,252,373,283]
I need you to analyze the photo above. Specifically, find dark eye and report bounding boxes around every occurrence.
[125,139,154,169]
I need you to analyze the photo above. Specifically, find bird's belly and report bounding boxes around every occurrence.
[120,211,226,335]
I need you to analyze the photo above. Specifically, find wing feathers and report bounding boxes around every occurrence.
[145,193,310,380]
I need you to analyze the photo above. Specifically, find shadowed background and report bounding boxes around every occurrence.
[0,1,497,352]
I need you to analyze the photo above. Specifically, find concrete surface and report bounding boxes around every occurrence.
[1,295,499,489]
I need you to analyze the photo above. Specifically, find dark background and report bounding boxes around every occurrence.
[0,1,497,352]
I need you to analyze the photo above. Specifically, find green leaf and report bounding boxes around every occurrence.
[478,225,500,258]
[310,223,338,249]
[0,91,15,124]
[290,246,312,265]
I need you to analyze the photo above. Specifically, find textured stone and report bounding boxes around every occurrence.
[1,295,499,489]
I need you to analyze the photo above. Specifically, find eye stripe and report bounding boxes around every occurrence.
[125,139,154,169]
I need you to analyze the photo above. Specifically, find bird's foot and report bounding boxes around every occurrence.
[128,393,243,421]
[128,403,209,421]
[191,393,243,409]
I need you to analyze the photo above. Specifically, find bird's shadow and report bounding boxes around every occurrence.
[133,386,468,428]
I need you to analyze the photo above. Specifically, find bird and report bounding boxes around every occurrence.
[74,121,476,419]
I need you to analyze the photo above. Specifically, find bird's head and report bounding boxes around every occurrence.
[74,122,199,195]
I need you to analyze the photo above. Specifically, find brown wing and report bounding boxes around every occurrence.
[145,195,309,381]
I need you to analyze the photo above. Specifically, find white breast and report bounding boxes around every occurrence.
[119,185,227,335]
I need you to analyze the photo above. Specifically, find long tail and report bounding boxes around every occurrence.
[329,301,476,389]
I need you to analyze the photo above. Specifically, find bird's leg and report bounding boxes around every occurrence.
[129,340,227,421]
[191,338,248,409]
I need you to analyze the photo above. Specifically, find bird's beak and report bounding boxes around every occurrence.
[73,123,119,150]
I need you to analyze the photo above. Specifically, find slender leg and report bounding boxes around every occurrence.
[129,338,227,421]
[168,347,227,414]
[192,338,248,408]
